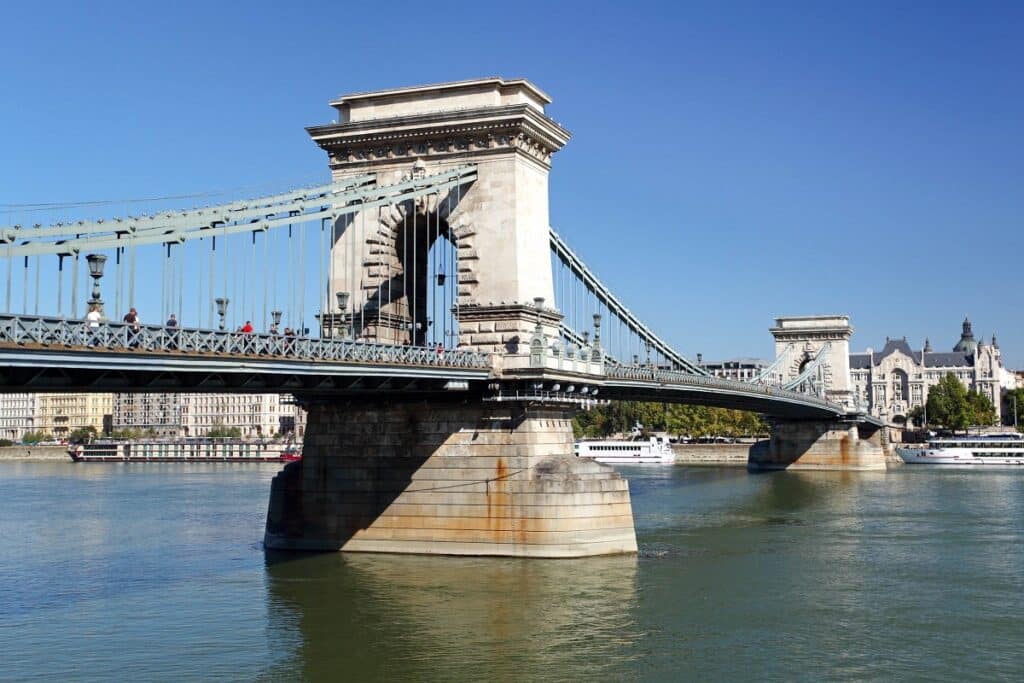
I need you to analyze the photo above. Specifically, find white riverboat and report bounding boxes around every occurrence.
[896,433,1024,466]
[69,438,302,463]
[574,436,675,465]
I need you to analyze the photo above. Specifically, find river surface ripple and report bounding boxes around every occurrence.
[1,462,1022,681]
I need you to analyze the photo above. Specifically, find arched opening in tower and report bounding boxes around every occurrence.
[392,209,459,348]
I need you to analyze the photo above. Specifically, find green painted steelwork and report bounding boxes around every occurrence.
[550,226,707,376]
[1,167,477,257]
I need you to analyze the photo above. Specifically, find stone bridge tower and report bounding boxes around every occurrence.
[265,79,637,558]
[770,315,854,407]
[307,78,570,355]
[751,315,887,471]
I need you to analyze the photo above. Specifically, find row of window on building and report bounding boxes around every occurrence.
[0,393,306,441]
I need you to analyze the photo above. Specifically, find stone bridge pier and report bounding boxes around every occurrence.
[748,419,888,471]
[264,398,637,557]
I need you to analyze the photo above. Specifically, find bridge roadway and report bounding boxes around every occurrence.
[0,314,873,422]
[600,365,850,420]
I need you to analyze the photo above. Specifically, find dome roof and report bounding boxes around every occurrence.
[952,316,977,354]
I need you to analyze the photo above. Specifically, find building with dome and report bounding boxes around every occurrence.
[848,317,1014,424]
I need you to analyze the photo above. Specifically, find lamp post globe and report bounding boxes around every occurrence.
[336,291,350,339]
[86,253,106,279]
[214,297,229,331]
[85,253,107,312]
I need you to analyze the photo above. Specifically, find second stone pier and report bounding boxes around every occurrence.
[748,419,889,471]
[265,399,637,557]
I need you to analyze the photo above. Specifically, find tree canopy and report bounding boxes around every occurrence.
[573,402,766,439]
[966,390,996,427]
[925,373,995,431]
[21,431,50,445]
[207,426,243,439]
[1004,387,1024,433]
[68,426,98,444]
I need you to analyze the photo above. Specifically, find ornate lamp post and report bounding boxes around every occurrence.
[592,313,603,362]
[533,297,545,333]
[271,309,282,327]
[85,253,107,313]
[215,297,229,331]
[336,291,350,339]
[530,297,546,367]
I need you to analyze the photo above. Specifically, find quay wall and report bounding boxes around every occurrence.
[671,444,751,467]
[0,446,69,461]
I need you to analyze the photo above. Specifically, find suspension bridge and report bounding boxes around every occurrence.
[0,77,886,557]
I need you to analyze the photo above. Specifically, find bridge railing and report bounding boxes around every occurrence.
[604,363,838,410]
[0,314,492,370]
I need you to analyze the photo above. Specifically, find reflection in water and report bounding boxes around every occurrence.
[262,552,639,681]
[742,470,877,521]
[4,463,1024,680]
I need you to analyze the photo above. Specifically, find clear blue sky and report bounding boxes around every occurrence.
[2,0,1021,366]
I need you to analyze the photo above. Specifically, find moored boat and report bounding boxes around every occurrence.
[69,438,302,463]
[896,433,1024,466]
[574,435,675,465]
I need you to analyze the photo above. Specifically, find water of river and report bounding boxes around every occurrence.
[1,462,1022,681]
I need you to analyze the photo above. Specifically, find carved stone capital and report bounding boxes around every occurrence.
[309,104,570,171]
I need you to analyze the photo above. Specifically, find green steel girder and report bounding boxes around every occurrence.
[1,166,476,257]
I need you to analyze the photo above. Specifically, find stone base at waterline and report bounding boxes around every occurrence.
[748,420,888,471]
[264,401,638,558]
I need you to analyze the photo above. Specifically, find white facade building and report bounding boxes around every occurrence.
[112,393,305,438]
[0,394,38,441]
[698,355,769,381]
[848,318,1007,424]
[113,394,182,437]
[179,393,282,437]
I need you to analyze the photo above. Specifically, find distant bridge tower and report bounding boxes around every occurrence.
[770,315,854,407]
[749,315,887,471]
[307,78,570,351]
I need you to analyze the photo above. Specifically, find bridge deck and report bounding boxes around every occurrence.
[0,314,878,423]
[0,315,491,394]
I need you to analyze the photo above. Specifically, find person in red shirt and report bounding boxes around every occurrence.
[242,321,254,334]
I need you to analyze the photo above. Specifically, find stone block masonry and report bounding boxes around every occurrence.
[265,399,638,557]
[0,445,69,461]
[748,419,888,471]
[672,443,750,467]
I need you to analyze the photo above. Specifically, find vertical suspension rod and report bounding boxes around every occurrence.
[56,255,64,316]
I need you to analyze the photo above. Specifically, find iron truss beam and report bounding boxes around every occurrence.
[0,348,489,394]
[0,313,491,394]
[0,314,491,370]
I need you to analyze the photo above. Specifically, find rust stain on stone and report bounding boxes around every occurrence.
[485,457,517,544]
[839,434,850,464]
